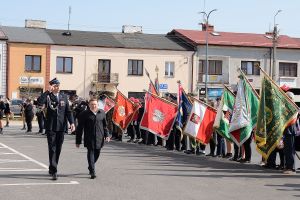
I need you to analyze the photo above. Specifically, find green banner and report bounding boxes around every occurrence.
[255,77,298,159]
[213,86,235,141]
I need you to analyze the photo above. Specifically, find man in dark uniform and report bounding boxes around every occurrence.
[76,98,110,179]
[37,78,75,180]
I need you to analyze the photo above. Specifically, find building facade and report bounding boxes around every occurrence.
[0,31,7,98]
[1,26,53,99]
[46,29,194,98]
[170,27,300,102]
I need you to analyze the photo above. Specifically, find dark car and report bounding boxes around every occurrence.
[10,99,24,116]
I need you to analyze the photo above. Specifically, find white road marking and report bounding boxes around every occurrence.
[0,153,17,155]
[0,142,48,169]
[0,168,47,172]
[0,159,30,163]
[0,181,79,186]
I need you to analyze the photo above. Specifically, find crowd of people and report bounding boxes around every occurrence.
[0,78,299,179]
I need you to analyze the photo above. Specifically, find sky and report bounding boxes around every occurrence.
[1,0,300,37]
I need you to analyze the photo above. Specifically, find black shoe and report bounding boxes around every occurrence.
[229,157,238,161]
[52,173,57,180]
[90,172,96,179]
[224,153,232,158]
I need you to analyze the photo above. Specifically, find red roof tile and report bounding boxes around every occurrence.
[171,29,300,49]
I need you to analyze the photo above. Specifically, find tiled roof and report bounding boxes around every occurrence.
[0,29,7,40]
[170,29,300,49]
[0,26,53,44]
[0,26,194,51]
[46,29,194,51]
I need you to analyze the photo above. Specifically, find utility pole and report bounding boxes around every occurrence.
[199,9,217,102]
[272,10,282,82]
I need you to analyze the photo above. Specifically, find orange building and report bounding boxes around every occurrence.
[2,24,52,99]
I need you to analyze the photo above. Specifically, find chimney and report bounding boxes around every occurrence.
[122,25,142,33]
[25,19,47,29]
[201,23,214,31]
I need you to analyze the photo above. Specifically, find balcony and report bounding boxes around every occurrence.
[92,73,119,85]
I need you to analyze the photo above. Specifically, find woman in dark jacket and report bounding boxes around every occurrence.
[76,98,110,179]
[24,99,34,132]
[0,99,5,134]
[4,98,11,127]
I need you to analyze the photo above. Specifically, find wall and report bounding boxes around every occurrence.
[7,43,48,99]
[50,45,193,98]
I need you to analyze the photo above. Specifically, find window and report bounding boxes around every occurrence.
[165,61,175,77]
[25,55,41,72]
[241,61,260,75]
[56,57,73,73]
[98,59,111,74]
[198,60,222,82]
[279,62,297,77]
[128,59,143,76]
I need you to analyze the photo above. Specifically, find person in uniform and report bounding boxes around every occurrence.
[76,97,110,179]
[37,78,75,180]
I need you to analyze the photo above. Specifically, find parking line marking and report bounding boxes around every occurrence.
[0,142,48,169]
[0,159,30,163]
[0,168,48,172]
[0,181,79,186]
[0,153,17,155]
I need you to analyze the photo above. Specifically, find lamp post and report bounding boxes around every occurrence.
[155,65,159,94]
[272,9,282,81]
[199,9,217,102]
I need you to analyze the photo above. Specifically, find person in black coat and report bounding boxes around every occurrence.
[0,99,5,134]
[24,99,34,133]
[37,78,75,180]
[76,98,110,179]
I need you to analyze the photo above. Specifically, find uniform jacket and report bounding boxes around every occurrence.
[76,109,109,149]
[37,91,74,132]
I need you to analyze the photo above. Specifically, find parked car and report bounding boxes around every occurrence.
[10,99,24,116]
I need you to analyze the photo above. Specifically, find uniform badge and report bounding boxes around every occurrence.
[60,101,65,107]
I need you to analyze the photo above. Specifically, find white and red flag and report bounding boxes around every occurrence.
[103,96,115,113]
[140,92,178,139]
[183,99,217,144]
[112,91,139,132]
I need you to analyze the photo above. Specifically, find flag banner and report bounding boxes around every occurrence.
[112,91,138,132]
[149,82,159,96]
[140,92,178,139]
[213,86,235,141]
[183,99,217,144]
[103,95,115,113]
[176,86,193,132]
[229,74,259,146]
[255,76,298,159]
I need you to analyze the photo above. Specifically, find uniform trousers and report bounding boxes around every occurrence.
[87,148,101,173]
[47,131,64,173]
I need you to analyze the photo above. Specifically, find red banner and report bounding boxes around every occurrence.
[112,91,138,132]
[140,92,178,139]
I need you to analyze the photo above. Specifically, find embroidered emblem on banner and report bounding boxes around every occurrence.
[190,113,200,124]
[152,109,165,122]
[118,106,125,117]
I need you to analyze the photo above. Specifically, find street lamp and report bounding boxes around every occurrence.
[272,9,282,81]
[199,9,217,102]
[155,65,159,94]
